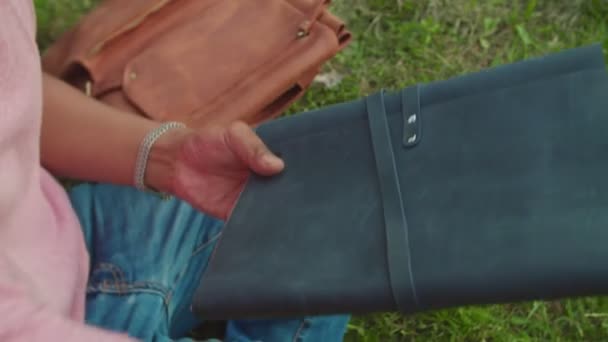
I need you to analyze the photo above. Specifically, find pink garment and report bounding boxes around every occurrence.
[0,1,135,340]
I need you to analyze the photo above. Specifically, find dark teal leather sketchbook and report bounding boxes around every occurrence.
[192,44,608,320]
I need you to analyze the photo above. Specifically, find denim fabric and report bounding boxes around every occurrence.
[68,183,350,342]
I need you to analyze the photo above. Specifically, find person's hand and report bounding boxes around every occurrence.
[146,121,284,220]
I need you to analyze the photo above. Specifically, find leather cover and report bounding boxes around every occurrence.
[192,44,608,320]
[41,0,351,128]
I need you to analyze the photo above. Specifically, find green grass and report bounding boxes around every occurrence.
[34,0,608,340]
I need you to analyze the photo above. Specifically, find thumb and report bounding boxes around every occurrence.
[224,121,285,175]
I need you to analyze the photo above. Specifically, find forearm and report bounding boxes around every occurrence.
[40,72,181,191]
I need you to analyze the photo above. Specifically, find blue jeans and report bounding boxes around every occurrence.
[68,183,350,342]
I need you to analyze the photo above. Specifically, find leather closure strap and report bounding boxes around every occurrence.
[365,90,419,312]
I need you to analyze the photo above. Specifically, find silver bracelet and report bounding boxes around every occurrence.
[134,121,186,195]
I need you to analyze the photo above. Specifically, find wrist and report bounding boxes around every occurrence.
[140,125,191,194]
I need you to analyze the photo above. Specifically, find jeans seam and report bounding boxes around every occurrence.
[88,262,172,304]
[205,228,226,272]
[87,285,170,302]
[292,318,311,342]
[166,229,222,322]
[98,262,125,283]
[191,231,222,257]
[172,229,222,292]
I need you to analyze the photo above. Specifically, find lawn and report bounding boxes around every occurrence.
[34,0,608,341]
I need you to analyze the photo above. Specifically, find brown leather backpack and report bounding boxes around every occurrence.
[41,0,351,128]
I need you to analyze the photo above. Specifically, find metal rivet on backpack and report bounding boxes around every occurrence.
[408,114,417,124]
[407,134,417,143]
[84,81,92,97]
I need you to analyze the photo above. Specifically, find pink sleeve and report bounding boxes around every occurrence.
[0,284,138,342]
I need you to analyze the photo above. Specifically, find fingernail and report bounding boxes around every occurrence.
[262,154,283,168]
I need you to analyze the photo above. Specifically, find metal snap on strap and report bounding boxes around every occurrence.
[84,81,92,97]
[402,85,422,148]
[296,28,309,38]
